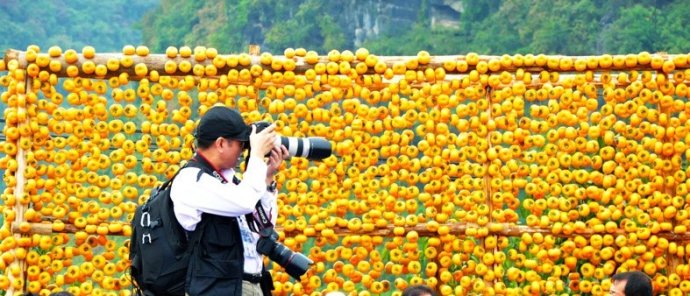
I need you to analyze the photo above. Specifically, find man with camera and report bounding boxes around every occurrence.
[170,105,288,296]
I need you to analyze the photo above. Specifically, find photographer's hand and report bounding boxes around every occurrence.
[249,123,277,159]
[266,145,289,182]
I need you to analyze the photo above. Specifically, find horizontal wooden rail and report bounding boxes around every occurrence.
[4,49,690,80]
[12,222,81,234]
[12,221,690,241]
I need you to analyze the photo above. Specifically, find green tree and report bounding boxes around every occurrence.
[460,0,503,34]
[0,0,157,52]
[263,0,347,53]
[467,0,527,54]
[141,1,205,51]
[657,0,690,53]
[600,5,659,53]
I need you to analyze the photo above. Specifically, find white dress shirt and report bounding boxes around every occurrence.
[170,156,278,274]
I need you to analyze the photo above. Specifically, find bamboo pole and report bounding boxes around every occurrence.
[10,222,82,234]
[12,221,690,241]
[483,86,498,288]
[4,49,690,80]
[108,72,632,93]
[6,78,31,296]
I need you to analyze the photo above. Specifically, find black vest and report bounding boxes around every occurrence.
[184,158,274,296]
[186,213,244,295]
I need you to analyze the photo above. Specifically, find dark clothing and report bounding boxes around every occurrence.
[186,214,244,295]
[183,159,273,296]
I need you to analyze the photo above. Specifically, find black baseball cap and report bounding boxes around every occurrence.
[195,106,250,141]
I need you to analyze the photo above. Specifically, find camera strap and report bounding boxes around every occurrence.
[192,153,230,184]
[247,202,274,233]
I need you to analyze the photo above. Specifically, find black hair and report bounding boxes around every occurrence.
[196,137,215,150]
[402,285,436,296]
[49,292,75,296]
[612,271,653,296]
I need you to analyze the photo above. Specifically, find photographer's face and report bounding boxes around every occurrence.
[219,137,247,169]
[609,280,626,296]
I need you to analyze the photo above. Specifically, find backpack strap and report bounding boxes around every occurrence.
[177,157,227,246]
[142,163,187,212]
[188,154,229,183]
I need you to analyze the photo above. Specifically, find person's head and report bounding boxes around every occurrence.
[610,271,653,296]
[194,106,250,169]
[402,284,435,296]
[49,292,75,296]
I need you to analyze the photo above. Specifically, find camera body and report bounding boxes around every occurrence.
[256,227,313,280]
[251,121,332,161]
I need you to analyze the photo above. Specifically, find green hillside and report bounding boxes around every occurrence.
[140,0,690,55]
[0,0,157,52]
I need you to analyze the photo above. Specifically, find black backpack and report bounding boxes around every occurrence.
[129,161,210,296]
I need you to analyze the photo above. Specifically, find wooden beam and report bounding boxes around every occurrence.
[11,222,80,235]
[12,221,690,241]
[4,49,690,80]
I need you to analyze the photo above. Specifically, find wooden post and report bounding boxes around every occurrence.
[248,44,261,56]
[483,86,499,290]
[6,77,31,296]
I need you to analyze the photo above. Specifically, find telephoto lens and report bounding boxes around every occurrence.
[256,228,313,280]
[269,243,314,279]
[276,136,332,161]
[252,121,333,161]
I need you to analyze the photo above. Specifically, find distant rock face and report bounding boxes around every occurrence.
[338,0,462,47]
[430,0,462,29]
